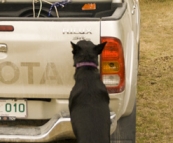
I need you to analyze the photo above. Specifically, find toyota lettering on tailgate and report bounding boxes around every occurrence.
[0,61,62,84]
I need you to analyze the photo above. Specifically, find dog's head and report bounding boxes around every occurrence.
[71,40,107,67]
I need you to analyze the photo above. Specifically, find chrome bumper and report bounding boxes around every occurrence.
[0,112,117,142]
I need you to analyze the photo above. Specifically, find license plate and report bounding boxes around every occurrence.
[0,99,27,118]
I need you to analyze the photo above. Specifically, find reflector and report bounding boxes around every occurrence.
[0,25,14,32]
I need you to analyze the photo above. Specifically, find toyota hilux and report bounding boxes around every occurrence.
[0,0,140,142]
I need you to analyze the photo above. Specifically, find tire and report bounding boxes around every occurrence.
[111,103,136,143]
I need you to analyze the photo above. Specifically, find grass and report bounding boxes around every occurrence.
[137,0,173,142]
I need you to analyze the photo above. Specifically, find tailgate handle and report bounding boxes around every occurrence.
[0,44,7,53]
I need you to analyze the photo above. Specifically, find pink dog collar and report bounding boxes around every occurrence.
[76,62,97,68]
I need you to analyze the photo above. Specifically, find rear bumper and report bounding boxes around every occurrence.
[0,112,117,142]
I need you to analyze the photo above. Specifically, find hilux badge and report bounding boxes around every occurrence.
[62,28,92,34]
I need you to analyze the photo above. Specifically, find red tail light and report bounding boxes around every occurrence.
[101,37,125,93]
[0,25,14,32]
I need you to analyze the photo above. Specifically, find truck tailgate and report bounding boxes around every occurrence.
[0,20,100,99]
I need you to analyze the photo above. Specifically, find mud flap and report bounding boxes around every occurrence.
[111,103,136,143]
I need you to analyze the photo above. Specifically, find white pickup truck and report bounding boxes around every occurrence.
[0,0,140,142]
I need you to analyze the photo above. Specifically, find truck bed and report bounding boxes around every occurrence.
[0,1,123,18]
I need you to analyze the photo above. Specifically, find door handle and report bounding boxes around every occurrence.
[0,44,7,53]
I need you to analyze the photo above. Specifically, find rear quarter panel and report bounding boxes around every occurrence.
[101,0,139,118]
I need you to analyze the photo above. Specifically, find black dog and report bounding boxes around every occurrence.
[69,40,110,143]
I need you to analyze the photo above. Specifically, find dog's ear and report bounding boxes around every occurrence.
[71,42,81,54]
[94,42,107,55]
